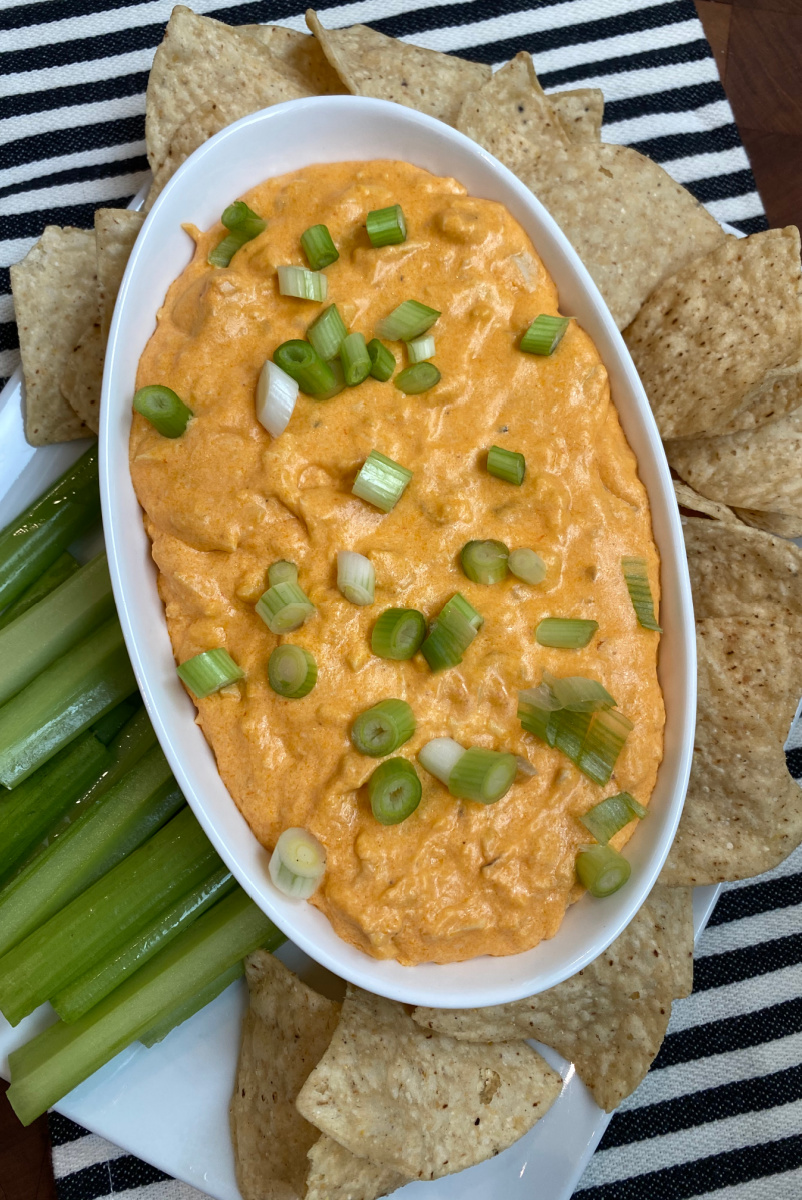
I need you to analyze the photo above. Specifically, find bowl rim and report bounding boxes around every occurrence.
[101,94,696,1008]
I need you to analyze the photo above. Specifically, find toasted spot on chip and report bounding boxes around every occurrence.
[673,480,742,524]
[548,88,604,142]
[305,10,491,126]
[306,1134,407,1200]
[519,143,725,330]
[296,984,561,1179]
[61,320,103,435]
[95,208,145,343]
[681,516,802,622]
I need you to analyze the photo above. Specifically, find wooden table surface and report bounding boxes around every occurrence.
[2,2,801,1197]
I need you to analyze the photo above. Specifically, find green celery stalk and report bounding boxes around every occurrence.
[0,807,223,1027]
[0,553,79,631]
[140,961,245,1048]
[0,616,137,787]
[54,866,236,1022]
[91,695,142,746]
[0,554,115,708]
[6,889,282,1126]
[0,732,108,887]
[0,446,100,612]
[0,745,180,958]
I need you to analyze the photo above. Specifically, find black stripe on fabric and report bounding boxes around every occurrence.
[654,996,802,1071]
[693,932,802,993]
[0,23,161,77]
[0,155,148,203]
[109,1153,170,1189]
[0,69,148,123]
[684,168,758,204]
[603,80,726,124]
[599,1062,802,1151]
[787,747,802,779]
[0,0,145,31]
[1,269,10,297]
[462,34,711,83]
[0,114,144,172]
[0,324,20,354]
[54,1161,111,1200]
[575,1133,802,1200]
[709,872,802,927]
[1,197,131,242]
[730,213,770,234]
[47,1112,89,1147]
[628,122,741,164]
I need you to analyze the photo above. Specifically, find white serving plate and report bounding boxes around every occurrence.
[100,96,697,1009]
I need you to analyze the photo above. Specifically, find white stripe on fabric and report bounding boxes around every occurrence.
[705,193,771,224]
[691,1166,802,1200]
[536,55,720,102]
[695,903,802,959]
[0,94,145,147]
[52,1133,127,1178]
[409,13,701,58]
[115,1180,210,1200]
[0,143,146,194]
[0,351,20,381]
[0,49,155,101]
[668,962,802,1035]
[0,174,148,219]
[645,146,752,185]
[580,1099,802,1188]
[597,100,736,142]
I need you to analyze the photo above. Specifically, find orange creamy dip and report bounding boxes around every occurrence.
[131,160,664,966]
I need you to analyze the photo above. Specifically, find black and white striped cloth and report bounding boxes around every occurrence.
[5,1,797,1197]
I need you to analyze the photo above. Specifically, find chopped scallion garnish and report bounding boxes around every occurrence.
[576,844,631,897]
[340,332,372,386]
[376,299,440,342]
[440,592,483,630]
[208,201,266,268]
[577,708,633,787]
[268,560,297,587]
[421,600,479,672]
[366,204,407,247]
[301,224,339,271]
[352,450,412,512]
[268,645,317,699]
[394,362,440,394]
[508,548,546,584]
[367,338,396,382]
[277,265,327,302]
[487,445,525,485]
[418,737,466,786]
[520,314,570,356]
[371,608,426,660]
[448,747,517,805]
[581,791,647,844]
[315,358,347,401]
[536,618,598,649]
[461,539,509,585]
[368,758,421,825]
[255,360,297,438]
[256,581,315,634]
[351,699,415,758]
[408,335,435,364]
[308,305,347,361]
[269,827,326,898]
[176,648,243,699]
[543,671,615,712]
[337,551,375,605]
[273,340,336,396]
[133,385,193,439]
[622,556,662,632]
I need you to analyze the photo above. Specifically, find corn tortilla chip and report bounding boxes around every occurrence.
[61,320,103,435]
[296,984,561,1180]
[625,229,802,439]
[306,1136,406,1200]
[673,480,741,524]
[667,406,802,518]
[456,53,567,176]
[716,366,802,436]
[732,508,802,538]
[644,885,694,1000]
[548,88,604,142]
[682,516,802,623]
[241,25,346,95]
[146,6,313,176]
[519,143,725,330]
[145,101,236,211]
[230,950,341,1200]
[95,208,145,341]
[305,11,490,127]
[10,226,95,446]
[660,616,802,886]
[413,897,675,1112]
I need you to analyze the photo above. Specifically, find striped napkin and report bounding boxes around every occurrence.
[5,2,799,1198]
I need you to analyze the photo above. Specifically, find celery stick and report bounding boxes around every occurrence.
[140,962,244,1047]
[0,445,100,611]
[0,807,222,1026]
[0,616,137,787]
[6,889,281,1126]
[54,866,236,1022]
[0,732,108,886]
[0,745,180,958]
[0,554,115,708]
[0,553,79,631]
[91,694,141,746]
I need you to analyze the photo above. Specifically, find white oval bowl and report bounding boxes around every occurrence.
[101,95,696,1009]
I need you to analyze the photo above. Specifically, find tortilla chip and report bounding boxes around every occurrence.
[660,617,802,886]
[413,898,674,1112]
[306,1136,406,1200]
[625,229,802,438]
[548,88,604,142]
[95,208,145,339]
[667,406,802,518]
[519,143,725,330]
[10,226,95,446]
[716,365,802,436]
[230,950,341,1200]
[146,6,313,176]
[644,885,694,1000]
[305,11,490,127]
[241,25,346,95]
[296,984,561,1180]
[60,320,103,434]
[456,53,567,175]
[732,508,802,538]
[682,516,802,623]
[673,480,741,524]
[145,101,236,210]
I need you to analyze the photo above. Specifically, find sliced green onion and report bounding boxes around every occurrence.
[267,645,317,699]
[308,305,347,361]
[256,360,297,437]
[371,608,426,660]
[277,266,327,302]
[273,341,335,397]
[622,556,662,632]
[581,791,647,844]
[577,708,633,787]
[440,592,483,630]
[340,332,371,386]
[376,300,440,342]
[337,551,375,605]
[133,386,193,439]
[508,548,546,584]
[315,357,346,401]
[367,339,396,382]
[542,671,616,713]
[408,335,435,364]
[461,539,509,585]
[421,603,478,672]
[368,758,421,825]
[208,201,266,268]
[352,450,412,512]
[256,581,315,634]
[418,737,465,786]
[268,560,297,587]
[576,844,631,897]
[521,314,570,356]
[176,649,243,699]
[449,746,517,805]
[366,204,407,247]
[351,699,415,758]
[487,445,525,485]
[536,618,598,649]
[269,828,326,899]
[301,224,339,271]
[553,709,593,762]
[517,697,560,747]
[394,362,441,394]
